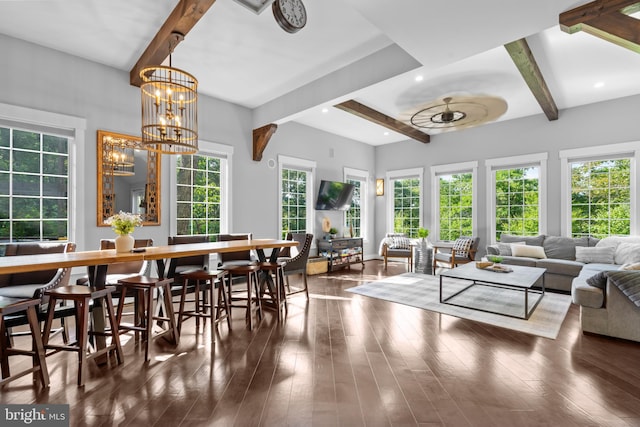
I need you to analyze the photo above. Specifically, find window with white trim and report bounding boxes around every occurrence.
[386,168,423,238]
[431,162,477,241]
[560,143,639,238]
[486,153,547,242]
[344,167,367,239]
[171,141,232,238]
[279,155,315,239]
[0,127,68,242]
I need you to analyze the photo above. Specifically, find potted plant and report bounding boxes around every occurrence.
[105,211,142,253]
[417,227,429,242]
[329,227,338,239]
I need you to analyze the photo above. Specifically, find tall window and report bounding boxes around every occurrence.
[0,127,68,242]
[344,167,368,239]
[386,168,423,238]
[438,173,472,240]
[560,143,638,238]
[172,142,231,237]
[431,161,477,241]
[279,155,315,239]
[570,158,631,238]
[486,153,547,242]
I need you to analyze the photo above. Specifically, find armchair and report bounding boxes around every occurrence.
[380,233,413,271]
[432,237,480,272]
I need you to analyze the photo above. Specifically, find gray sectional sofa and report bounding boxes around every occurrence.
[487,234,640,342]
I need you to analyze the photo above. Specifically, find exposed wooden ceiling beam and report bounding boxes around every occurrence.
[334,100,430,144]
[504,38,558,121]
[560,0,640,54]
[253,124,278,161]
[130,0,217,87]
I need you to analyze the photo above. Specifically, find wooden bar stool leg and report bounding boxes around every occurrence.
[144,287,153,362]
[0,317,9,380]
[42,295,58,348]
[161,282,179,345]
[26,306,49,387]
[76,298,90,386]
[194,280,201,332]
[246,273,253,331]
[253,271,263,321]
[103,293,124,365]
[177,279,189,334]
[219,275,232,330]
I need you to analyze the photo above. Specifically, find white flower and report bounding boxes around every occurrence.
[106,211,142,235]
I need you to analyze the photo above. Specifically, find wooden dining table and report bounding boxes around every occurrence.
[0,238,298,352]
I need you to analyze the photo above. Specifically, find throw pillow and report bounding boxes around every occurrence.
[496,241,524,256]
[586,271,609,289]
[389,236,411,249]
[452,237,473,258]
[614,243,640,265]
[575,246,615,264]
[511,244,547,259]
[620,262,640,271]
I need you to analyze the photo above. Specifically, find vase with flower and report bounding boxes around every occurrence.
[106,211,142,253]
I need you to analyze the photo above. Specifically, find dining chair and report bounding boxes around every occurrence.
[278,232,313,299]
[217,233,255,268]
[75,239,154,286]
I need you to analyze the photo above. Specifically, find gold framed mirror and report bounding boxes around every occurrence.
[97,130,161,226]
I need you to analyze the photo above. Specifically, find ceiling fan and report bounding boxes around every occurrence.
[407,95,508,132]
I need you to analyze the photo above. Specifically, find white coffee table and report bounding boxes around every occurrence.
[439,263,546,319]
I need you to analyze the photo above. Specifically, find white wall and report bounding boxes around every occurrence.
[374,94,640,253]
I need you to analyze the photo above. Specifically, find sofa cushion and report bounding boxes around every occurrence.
[500,234,545,247]
[572,280,605,308]
[536,258,584,277]
[575,246,615,264]
[543,236,587,260]
[499,256,537,267]
[614,243,640,265]
[496,241,525,256]
[511,244,546,259]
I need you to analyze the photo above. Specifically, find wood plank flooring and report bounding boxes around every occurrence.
[2,260,640,426]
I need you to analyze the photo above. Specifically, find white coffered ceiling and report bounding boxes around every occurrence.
[1,0,639,145]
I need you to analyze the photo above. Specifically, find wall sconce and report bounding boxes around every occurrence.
[376,178,384,196]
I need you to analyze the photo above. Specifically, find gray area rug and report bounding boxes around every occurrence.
[345,273,572,339]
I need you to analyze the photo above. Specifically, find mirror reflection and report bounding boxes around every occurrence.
[97,130,160,226]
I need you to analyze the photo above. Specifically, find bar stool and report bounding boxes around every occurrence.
[0,296,49,388]
[221,264,262,330]
[115,276,178,362]
[258,261,287,321]
[41,285,123,386]
[176,269,231,338]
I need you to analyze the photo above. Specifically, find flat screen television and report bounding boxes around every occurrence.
[315,180,355,210]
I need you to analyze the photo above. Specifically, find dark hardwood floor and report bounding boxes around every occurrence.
[2,260,640,426]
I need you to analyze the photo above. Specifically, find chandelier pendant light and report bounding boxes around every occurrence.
[140,33,198,154]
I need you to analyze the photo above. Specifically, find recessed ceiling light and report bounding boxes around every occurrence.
[321,107,329,113]
[594,81,605,88]
[415,75,424,82]
[383,131,390,136]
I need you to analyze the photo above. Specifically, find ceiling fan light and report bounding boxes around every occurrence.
[441,110,455,122]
